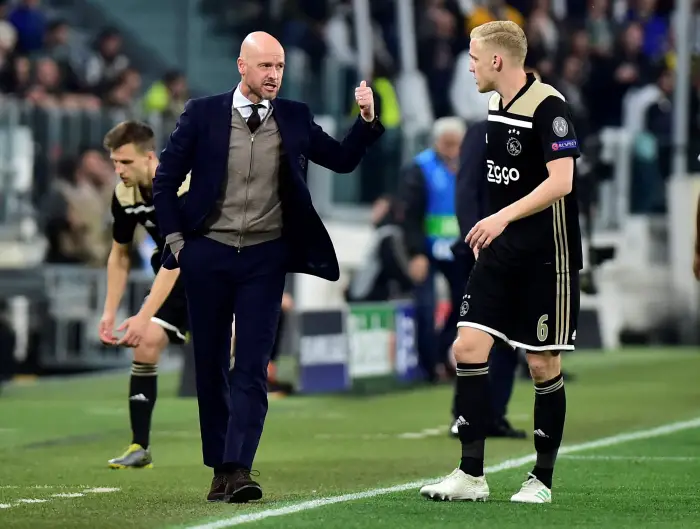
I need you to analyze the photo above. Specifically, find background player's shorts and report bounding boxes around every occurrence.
[458,258,579,352]
[148,276,189,344]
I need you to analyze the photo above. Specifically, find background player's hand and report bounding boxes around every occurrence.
[693,251,700,281]
[473,246,480,260]
[408,255,430,283]
[355,80,375,122]
[116,313,149,348]
[466,212,509,251]
[98,313,117,345]
[281,292,294,312]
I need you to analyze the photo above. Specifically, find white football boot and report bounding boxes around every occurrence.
[420,468,489,501]
[510,473,552,503]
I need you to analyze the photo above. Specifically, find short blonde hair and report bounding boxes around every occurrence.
[470,21,527,65]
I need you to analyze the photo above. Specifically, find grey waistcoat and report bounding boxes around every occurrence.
[203,108,283,247]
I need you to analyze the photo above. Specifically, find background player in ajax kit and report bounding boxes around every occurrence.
[98,121,190,470]
[420,20,582,504]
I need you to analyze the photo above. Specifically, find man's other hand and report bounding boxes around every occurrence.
[116,314,150,348]
[98,313,117,345]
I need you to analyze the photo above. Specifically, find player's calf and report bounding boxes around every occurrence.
[109,323,167,469]
[451,327,494,478]
[130,323,167,445]
[522,351,566,493]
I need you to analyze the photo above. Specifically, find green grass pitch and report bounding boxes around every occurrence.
[1,348,699,528]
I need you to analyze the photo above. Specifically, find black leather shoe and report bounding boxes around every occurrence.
[486,418,527,439]
[224,469,263,503]
[206,474,227,502]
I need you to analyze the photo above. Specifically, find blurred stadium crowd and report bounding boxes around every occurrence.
[0,0,696,268]
[0,0,698,382]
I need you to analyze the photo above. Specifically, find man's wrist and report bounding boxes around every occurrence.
[498,207,514,225]
[137,308,154,321]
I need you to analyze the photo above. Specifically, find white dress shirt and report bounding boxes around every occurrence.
[232,83,271,120]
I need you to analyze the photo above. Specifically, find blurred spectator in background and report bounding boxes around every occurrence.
[42,18,85,92]
[8,0,45,54]
[400,117,466,381]
[557,55,590,139]
[103,66,142,111]
[346,195,414,303]
[41,157,97,265]
[0,1,17,69]
[41,147,115,266]
[0,54,30,95]
[83,27,129,96]
[587,22,653,130]
[694,191,700,281]
[626,0,669,61]
[24,56,100,109]
[586,0,615,57]
[283,0,330,78]
[524,0,558,80]
[143,70,188,119]
[466,0,524,33]
[418,0,463,118]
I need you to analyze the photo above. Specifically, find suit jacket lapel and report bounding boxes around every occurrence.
[271,99,291,153]
[272,99,306,177]
[211,89,234,177]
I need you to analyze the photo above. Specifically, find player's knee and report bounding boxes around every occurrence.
[452,327,492,364]
[526,352,561,383]
[133,325,168,364]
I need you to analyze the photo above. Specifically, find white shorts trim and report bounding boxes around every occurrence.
[457,322,516,349]
[150,317,186,341]
[508,340,575,352]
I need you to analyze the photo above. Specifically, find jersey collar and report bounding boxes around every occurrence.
[499,73,537,113]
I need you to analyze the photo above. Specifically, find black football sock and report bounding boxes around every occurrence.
[455,362,491,477]
[531,373,566,489]
[129,362,158,449]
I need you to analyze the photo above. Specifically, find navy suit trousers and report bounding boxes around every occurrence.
[178,236,288,469]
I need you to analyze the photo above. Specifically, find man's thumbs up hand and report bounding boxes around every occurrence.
[355,80,375,122]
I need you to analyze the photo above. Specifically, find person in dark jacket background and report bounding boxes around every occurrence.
[449,119,525,439]
[346,195,414,302]
[398,117,466,382]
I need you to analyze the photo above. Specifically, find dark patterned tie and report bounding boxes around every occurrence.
[247,104,264,133]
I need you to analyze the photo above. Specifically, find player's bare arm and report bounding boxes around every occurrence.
[99,240,131,345]
[117,267,181,347]
[501,157,574,222]
[693,192,700,280]
[466,158,574,251]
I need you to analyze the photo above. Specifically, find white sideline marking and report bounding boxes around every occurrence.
[0,484,108,490]
[185,417,700,529]
[316,426,446,441]
[52,493,85,498]
[0,487,120,510]
[561,455,699,462]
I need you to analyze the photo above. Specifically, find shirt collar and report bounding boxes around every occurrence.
[233,83,271,110]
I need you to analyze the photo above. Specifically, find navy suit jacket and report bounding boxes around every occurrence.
[152,90,384,281]
[451,119,489,262]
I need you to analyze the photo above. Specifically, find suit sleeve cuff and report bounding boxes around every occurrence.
[166,232,185,255]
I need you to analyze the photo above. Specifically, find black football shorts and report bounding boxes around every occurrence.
[458,257,579,352]
[147,276,189,345]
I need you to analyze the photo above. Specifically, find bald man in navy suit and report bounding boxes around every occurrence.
[153,32,384,503]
